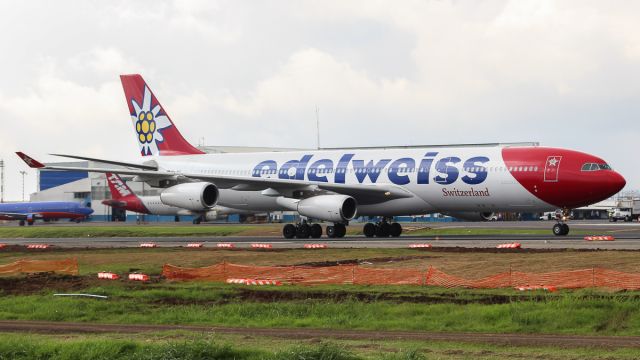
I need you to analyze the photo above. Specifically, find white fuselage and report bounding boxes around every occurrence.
[150,146,555,216]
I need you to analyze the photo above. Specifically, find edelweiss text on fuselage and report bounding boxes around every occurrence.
[252,152,490,186]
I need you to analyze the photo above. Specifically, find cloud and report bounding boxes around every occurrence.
[0,0,639,200]
[217,48,414,116]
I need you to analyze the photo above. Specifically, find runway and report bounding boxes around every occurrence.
[1,221,639,250]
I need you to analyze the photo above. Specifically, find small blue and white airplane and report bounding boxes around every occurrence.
[0,201,94,226]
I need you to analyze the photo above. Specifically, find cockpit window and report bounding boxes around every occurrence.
[581,163,612,171]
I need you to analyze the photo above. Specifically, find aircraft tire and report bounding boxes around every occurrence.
[283,224,296,239]
[553,223,569,236]
[390,222,402,237]
[19,220,25,226]
[310,224,323,238]
[363,223,376,238]
[326,225,336,238]
[296,223,311,239]
[334,223,346,238]
[375,223,390,237]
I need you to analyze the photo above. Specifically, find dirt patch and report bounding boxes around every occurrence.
[149,287,525,306]
[0,274,94,295]
[1,320,639,348]
[233,288,522,305]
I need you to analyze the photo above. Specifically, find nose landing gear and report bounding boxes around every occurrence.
[552,223,569,236]
[552,208,571,236]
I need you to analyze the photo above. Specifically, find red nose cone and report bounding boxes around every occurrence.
[608,171,626,195]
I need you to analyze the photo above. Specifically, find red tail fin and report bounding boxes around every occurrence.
[104,173,149,214]
[105,173,136,200]
[120,74,204,157]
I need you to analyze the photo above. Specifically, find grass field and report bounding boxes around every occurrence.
[0,332,638,360]
[0,225,253,238]
[2,247,640,358]
[2,281,640,336]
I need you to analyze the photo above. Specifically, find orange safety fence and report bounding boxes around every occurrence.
[163,262,640,290]
[0,258,79,276]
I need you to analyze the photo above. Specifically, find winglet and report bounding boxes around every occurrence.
[16,152,45,168]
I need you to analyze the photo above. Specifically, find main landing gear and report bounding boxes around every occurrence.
[282,221,345,239]
[363,219,402,238]
[552,208,571,236]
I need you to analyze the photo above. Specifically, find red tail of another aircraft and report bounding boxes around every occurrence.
[103,173,149,214]
[105,173,136,200]
[120,74,204,157]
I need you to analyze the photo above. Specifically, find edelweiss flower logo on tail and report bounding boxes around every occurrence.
[131,86,172,155]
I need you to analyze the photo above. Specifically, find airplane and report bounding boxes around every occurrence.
[0,201,93,226]
[16,74,626,238]
[102,172,253,224]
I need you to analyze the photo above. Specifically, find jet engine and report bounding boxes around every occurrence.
[160,182,219,211]
[444,211,496,221]
[296,195,357,222]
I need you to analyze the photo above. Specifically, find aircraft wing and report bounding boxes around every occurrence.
[17,152,415,203]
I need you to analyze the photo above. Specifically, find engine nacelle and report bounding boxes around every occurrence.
[297,195,357,223]
[444,211,496,221]
[160,182,219,211]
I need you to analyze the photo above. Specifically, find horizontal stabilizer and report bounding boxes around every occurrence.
[16,152,45,168]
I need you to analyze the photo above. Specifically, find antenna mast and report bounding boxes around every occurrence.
[19,170,27,202]
[0,159,4,203]
[315,105,320,150]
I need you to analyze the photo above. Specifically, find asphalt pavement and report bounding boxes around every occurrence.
[1,220,639,250]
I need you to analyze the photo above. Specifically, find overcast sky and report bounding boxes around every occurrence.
[0,0,638,201]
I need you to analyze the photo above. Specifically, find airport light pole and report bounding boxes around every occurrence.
[0,159,4,203]
[19,170,27,201]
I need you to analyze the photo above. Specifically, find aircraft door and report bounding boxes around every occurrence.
[544,156,562,182]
